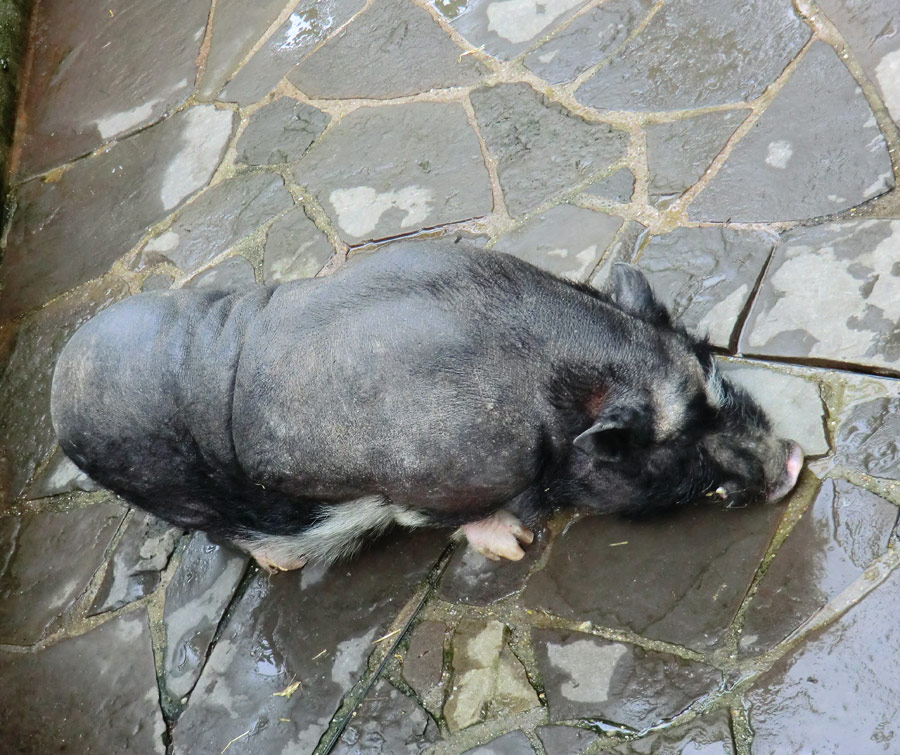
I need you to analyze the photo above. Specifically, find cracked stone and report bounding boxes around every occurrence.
[164,533,248,701]
[295,102,492,244]
[577,0,810,111]
[187,256,258,290]
[263,207,335,283]
[89,509,180,615]
[533,628,720,728]
[0,610,166,753]
[440,0,589,60]
[536,725,599,754]
[140,173,293,275]
[15,0,209,178]
[745,567,900,752]
[831,395,900,481]
[589,220,646,288]
[236,98,330,166]
[290,0,485,99]
[444,619,540,732]
[741,479,898,654]
[172,529,444,754]
[219,0,366,106]
[471,83,628,216]
[493,205,622,281]
[0,503,125,645]
[739,220,900,371]
[584,168,635,203]
[646,111,748,206]
[25,445,101,500]
[524,0,654,84]
[523,505,785,651]
[608,710,734,754]
[402,620,446,701]
[690,42,894,222]
[1,105,235,320]
[0,278,128,504]
[635,227,775,348]
[334,680,440,754]
[463,731,535,754]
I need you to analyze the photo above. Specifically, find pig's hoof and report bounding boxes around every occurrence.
[240,541,308,573]
[461,510,534,561]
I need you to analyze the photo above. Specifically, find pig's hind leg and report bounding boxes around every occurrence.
[461,509,535,561]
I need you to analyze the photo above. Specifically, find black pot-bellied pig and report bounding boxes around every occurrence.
[51,241,803,570]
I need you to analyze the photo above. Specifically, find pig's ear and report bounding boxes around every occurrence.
[573,400,653,460]
[611,264,671,326]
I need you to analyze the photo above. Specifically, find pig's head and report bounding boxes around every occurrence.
[565,264,804,515]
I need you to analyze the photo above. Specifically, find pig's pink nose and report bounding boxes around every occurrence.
[768,441,804,502]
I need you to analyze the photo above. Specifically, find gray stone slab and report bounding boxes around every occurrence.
[295,102,492,243]
[172,529,445,754]
[472,84,628,216]
[0,279,128,504]
[589,219,646,288]
[577,0,810,111]
[196,0,288,100]
[536,725,598,755]
[493,205,622,281]
[607,711,734,754]
[1,105,235,320]
[141,173,292,274]
[831,395,900,481]
[25,445,101,500]
[164,533,249,701]
[219,0,366,106]
[635,227,775,348]
[15,0,209,178]
[263,206,335,283]
[186,256,258,290]
[0,610,166,753]
[402,620,446,702]
[646,111,748,206]
[523,505,785,651]
[89,509,181,615]
[463,731,535,755]
[717,364,828,457]
[741,479,898,654]
[440,0,589,61]
[739,220,900,371]
[333,680,440,754]
[533,629,720,728]
[237,98,329,166]
[142,273,175,292]
[690,42,894,222]
[0,503,125,645]
[745,567,900,753]
[584,168,634,203]
[524,0,654,84]
[290,0,485,99]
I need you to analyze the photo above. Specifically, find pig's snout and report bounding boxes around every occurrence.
[766,441,804,502]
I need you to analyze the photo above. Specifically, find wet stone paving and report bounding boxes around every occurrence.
[1,0,900,753]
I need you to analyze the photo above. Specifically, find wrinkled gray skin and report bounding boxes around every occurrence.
[51,241,801,566]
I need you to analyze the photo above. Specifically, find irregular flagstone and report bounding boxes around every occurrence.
[584,168,635,203]
[739,220,900,371]
[646,111,748,206]
[89,510,181,615]
[492,205,622,281]
[523,505,786,651]
[741,479,898,654]
[333,680,440,754]
[295,102,492,243]
[0,278,128,504]
[186,256,258,289]
[219,0,366,106]
[589,219,646,288]
[608,710,734,754]
[690,43,894,222]
[236,98,330,166]
[289,0,485,99]
[524,0,654,84]
[0,610,166,753]
[1,105,235,321]
[536,725,599,755]
[263,206,335,283]
[172,530,445,755]
[402,620,446,703]
[745,567,900,753]
[577,0,810,111]
[142,273,176,292]
[444,619,540,732]
[438,0,589,61]
[25,445,101,500]
[717,363,828,457]
[0,502,126,645]
[635,227,775,348]
[471,83,628,216]
[830,394,900,481]
[463,731,536,754]
[196,0,289,100]
[140,173,293,274]
[532,629,720,728]
[15,0,209,178]
[164,533,249,701]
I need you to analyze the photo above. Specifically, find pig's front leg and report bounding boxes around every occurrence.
[461,509,534,561]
